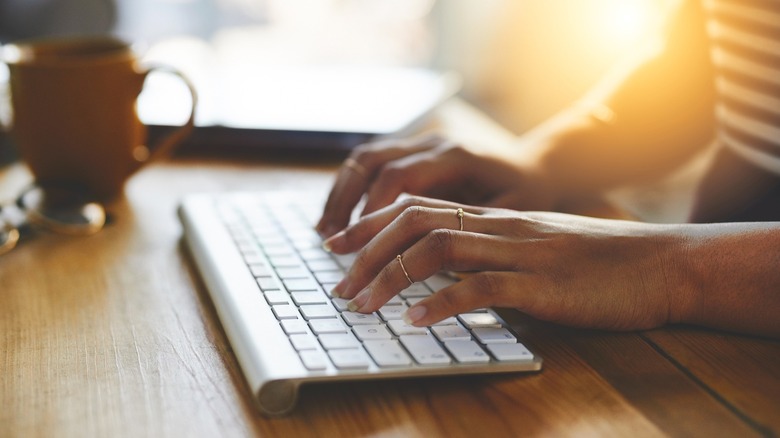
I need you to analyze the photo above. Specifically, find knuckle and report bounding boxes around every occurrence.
[350,145,381,169]
[503,215,535,235]
[425,228,456,260]
[398,205,430,228]
[400,195,426,210]
[396,205,433,234]
[375,164,405,184]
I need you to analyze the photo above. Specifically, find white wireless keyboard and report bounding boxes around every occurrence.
[179,192,542,415]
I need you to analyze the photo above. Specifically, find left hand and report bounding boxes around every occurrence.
[324,196,693,331]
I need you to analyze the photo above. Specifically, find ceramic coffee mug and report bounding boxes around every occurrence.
[1,36,196,199]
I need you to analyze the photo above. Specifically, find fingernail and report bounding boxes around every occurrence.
[321,224,341,239]
[331,277,350,298]
[347,288,370,312]
[322,230,344,253]
[403,305,427,326]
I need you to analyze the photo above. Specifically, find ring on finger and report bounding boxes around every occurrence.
[456,208,464,231]
[396,254,414,285]
[343,158,368,178]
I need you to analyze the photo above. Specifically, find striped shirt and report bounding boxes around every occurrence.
[702,0,780,175]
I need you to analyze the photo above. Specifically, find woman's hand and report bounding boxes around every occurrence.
[316,134,558,237]
[324,196,695,331]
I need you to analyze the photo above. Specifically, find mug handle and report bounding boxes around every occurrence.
[131,64,197,171]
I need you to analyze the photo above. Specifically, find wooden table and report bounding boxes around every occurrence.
[1,101,778,437]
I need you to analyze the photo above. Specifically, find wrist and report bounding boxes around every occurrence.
[651,225,701,326]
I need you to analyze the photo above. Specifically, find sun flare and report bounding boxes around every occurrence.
[602,0,660,42]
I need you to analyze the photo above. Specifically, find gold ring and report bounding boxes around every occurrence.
[456,208,464,231]
[343,158,368,178]
[396,254,414,285]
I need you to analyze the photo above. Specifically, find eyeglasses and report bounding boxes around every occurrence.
[0,184,106,256]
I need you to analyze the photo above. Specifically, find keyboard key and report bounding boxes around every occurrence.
[378,304,408,321]
[299,350,329,370]
[290,334,318,350]
[292,237,321,251]
[341,311,381,325]
[276,267,314,280]
[257,235,287,247]
[291,291,329,305]
[237,242,260,254]
[364,340,412,367]
[243,252,266,266]
[272,304,300,320]
[431,317,459,326]
[331,297,350,311]
[445,340,490,364]
[387,320,429,336]
[309,318,348,334]
[328,349,371,369]
[352,324,393,341]
[264,291,292,306]
[257,277,281,291]
[386,295,404,305]
[404,297,426,306]
[472,328,517,344]
[487,343,534,362]
[399,283,432,298]
[319,333,360,350]
[284,278,321,292]
[332,253,357,269]
[306,259,341,272]
[399,335,451,365]
[269,255,303,268]
[249,264,272,277]
[281,319,309,335]
[459,313,502,329]
[298,247,331,260]
[314,271,344,284]
[424,274,456,291]
[432,325,471,342]
[300,304,338,319]
[263,245,296,257]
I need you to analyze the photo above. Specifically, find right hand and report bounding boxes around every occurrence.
[316,134,559,237]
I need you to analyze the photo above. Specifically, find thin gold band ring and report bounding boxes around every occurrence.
[343,158,368,178]
[396,254,414,285]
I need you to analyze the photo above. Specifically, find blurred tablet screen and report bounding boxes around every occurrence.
[140,64,459,153]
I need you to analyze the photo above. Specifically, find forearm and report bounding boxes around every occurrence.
[675,223,780,337]
[513,0,716,202]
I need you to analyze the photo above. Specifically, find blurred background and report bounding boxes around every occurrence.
[1,0,674,135]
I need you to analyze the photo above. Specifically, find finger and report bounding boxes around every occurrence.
[346,230,522,313]
[335,206,478,298]
[324,196,487,254]
[316,160,370,237]
[325,194,496,297]
[316,136,441,237]
[360,141,468,216]
[402,272,538,326]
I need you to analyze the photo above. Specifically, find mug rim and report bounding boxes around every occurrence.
[2,36,133,66]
